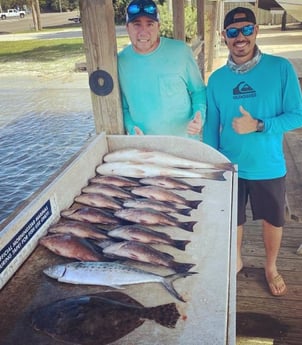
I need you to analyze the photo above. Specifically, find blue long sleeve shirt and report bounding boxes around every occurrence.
[203,53,302,180]
[118,37,206,139]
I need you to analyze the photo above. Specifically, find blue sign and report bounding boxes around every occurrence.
[0,200,52,274]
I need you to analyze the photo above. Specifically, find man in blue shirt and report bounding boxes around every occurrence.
[204,7,302,296]
[118,0,206,140]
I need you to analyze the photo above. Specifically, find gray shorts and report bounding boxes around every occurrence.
[237,176,286,227]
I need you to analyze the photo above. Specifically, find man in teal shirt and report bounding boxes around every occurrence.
[204,7,302,296]
[118,0,206,140]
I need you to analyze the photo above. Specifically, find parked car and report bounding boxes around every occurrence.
[0,9,26,20]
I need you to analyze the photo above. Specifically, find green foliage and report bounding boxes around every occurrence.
[113,0,128,25]
[158,3,197,42]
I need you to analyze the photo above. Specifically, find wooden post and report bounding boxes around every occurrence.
[172,0,185,41]
[196,0,205,78]
[79,0,124,135]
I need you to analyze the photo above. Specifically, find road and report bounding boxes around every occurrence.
[0,12,78,34]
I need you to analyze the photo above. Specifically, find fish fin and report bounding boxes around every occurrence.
[177,208,192,217]
[172,240,191,251]
[145,303,181,328]
[171,262,195,273]
[191,185,205,193]
[162,272,197,302]
[187,199,202,209]
[179,221,197,232]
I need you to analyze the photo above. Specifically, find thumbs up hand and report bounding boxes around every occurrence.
[232,105,258,134]
[187,111,202,135]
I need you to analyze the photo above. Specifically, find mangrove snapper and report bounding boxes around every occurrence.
[114,208,197,232]
[107,224,190,251]
[139,176,204,193]
[82,183,134,199]
[75,192,123,210]
[39,233,104,261]
[90,175,141,187]
[48,221,109,240]
[122,198,192,216]
[43,261,196,302]
[131,186,202,209]
[61,206,122,225]
[103,240,195,273]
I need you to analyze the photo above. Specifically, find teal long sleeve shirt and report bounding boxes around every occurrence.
[203,53,302,180]
[118,37,206,140]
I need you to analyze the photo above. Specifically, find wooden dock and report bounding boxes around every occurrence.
[236,129,302,345]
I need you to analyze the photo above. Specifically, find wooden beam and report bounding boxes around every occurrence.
[79,0,124,135]
[172,0,185,41]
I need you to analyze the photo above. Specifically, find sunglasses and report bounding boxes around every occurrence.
[127,4,157,15]
[225,24,255,39]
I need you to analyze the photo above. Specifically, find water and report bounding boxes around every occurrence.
[0,76,95,225]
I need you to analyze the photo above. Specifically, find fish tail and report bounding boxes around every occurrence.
[179,221,197,232]
[203,171,226,181]
[171,261,195,273]
[187,200,202,209]
[145,303,181,328]
[177,208,192,217]
[172,239,191,251]
[162,272,198,302]
[192,185,205,193]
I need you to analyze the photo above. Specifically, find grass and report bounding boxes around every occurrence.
[0,36,129,76]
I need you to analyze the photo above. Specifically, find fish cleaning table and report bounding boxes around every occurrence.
[0,134,237,345]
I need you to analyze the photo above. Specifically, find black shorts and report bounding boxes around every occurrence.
[237,176,286,227]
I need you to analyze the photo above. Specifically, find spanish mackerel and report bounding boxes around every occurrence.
[43,261,196,302]
[103,148,233,170]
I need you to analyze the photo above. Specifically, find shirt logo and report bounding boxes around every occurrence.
[233,82,256,99]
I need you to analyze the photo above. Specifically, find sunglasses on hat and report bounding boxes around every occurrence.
[127,3,157,16]
[225,24,255,38]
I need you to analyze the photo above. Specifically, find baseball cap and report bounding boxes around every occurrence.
[126,0,159,23]
[224,7,256,29]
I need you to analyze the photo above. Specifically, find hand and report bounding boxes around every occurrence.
[134,126,144,135]
[232,106,258,134]
[187,111,202,135]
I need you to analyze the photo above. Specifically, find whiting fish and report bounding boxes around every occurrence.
[31,291,181,345]
[103,148,233,171]
[61,207,122,225]
[103,241,195,273]
[123,198,192,216]
[131,186,202,210]
[43,261,196,302]
[90,175,141,187]
[114,208,197,232]
[75,192,123,210]
[139,176,205,193]
[108,224,190,251]
[39,233,104,261]
[82,183,134,199]
[48,221,109,240]
[96,161,205,178]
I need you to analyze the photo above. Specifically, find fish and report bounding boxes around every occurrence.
[123,198,192,216]
[82,183,134,199]
[96,161,209,178]
[43,261,196,302]
[131,186,202,209]
[48,220,109,240]
[103,148,233,171]
[107,224,191,251]
[114,208,197,232]
[39,233,104,261]
[139,176,205,193]
[75,192,123,210]
[31,291,181,345]
[103,240,195,273]
[90,175,141,187]
[61,206,122,225]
